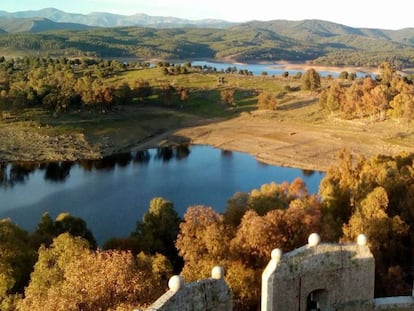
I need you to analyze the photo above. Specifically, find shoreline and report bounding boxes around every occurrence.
[3,108,414,173]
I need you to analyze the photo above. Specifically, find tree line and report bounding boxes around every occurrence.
[2,150,414,310]
[0,56,198,112]
[319,62,414,123]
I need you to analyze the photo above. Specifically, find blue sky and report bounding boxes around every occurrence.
[1,0,412,30]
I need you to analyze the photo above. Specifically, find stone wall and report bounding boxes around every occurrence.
[261,233,414,311]
[262,233,375,311]
[143,234,414,311]
[144,266,232,311]
[374,297,414,310]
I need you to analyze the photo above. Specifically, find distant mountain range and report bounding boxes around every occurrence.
[0,8,234,32]
[0,8,413,67]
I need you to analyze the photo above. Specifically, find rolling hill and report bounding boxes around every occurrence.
[0,17,90,33]
[0,8,414,67]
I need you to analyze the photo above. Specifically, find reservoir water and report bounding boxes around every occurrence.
[190,61,371,77]
[1,145,324,244]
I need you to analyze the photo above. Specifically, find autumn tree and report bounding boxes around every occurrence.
[19,233,90,311]
[220,88,235,106]
[178,87,189,108]
[378,61,395,86]
[301,68,321,91]
[389,85,414,124]
[341,81,364,118]
[20,234,172,311]
[319,80,343,114]
[176,206,231,281]
[363,84,390,120]
[342,187,409,296]
[177,179,321,310]
[320,151,414,296]
[319,149,363,241]
[231,194,320,267]
[257,91,277,110]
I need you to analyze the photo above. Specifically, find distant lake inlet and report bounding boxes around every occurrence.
[190,61,371,77]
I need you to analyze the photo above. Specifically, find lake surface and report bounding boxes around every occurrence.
[190,60,370,77]
[0,145,324,244]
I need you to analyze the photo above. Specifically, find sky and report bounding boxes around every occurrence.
[1,0,412,30]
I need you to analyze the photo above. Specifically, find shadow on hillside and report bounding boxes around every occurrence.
[278,98,317,111]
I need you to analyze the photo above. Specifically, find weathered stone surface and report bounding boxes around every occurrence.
[262,236,375,311]
[374,297,414,310]
[146,278,232,311]
[261,235,414,311]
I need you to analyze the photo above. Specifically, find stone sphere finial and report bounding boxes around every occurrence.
[168,275,184,292]
[308,233,321,247]
[211,266,225,279]
[271,248,283,262]
[357,234,368,246]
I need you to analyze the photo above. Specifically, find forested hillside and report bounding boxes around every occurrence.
[0,17,90,33]
[0,17,414,67]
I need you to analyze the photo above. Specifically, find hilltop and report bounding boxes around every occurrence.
[0,8,234,29]
[0,17,90,33]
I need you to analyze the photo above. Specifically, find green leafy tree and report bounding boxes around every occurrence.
[133,79,152,103]
[223,192,249,227]
[31,213,97,249]
[0,219,35,310]
[159,83,175,106]
[134,197,181,270]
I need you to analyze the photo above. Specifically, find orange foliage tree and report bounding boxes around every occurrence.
[176,178,321,310]
[19,233,172,311]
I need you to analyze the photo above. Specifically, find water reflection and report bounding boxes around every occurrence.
[0,145,324,244]
[302,169,315,177]
[0,162,37,188]
[43,162,73,182]
[221,150,233,157]
[1,145,191,188]
[155,145,191,161]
